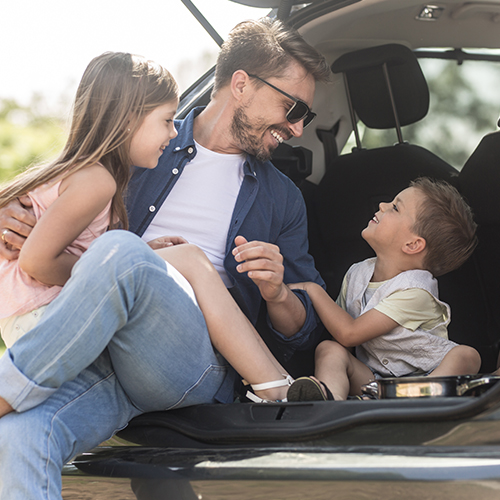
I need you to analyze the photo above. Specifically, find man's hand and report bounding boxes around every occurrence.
[233,235,306,336]
[0,195,36,260]
[232,235,286,303]
[147,235,188,250]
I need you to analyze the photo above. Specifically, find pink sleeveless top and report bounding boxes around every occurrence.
[0,178,111,318]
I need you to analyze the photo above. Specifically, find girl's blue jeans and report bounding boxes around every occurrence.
[0,231,228,499]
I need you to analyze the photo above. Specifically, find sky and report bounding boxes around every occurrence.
[1,0,268,112]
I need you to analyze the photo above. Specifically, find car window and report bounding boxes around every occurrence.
[341,51,500,170]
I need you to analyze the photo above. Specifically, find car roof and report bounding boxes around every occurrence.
[229,0,315,7]
[290,0,500,53]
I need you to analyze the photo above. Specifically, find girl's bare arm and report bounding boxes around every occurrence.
[18,165,116,286]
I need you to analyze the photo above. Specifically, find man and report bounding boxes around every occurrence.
[0,18,331,499]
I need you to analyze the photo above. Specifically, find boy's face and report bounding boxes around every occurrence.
[362,187,426,254]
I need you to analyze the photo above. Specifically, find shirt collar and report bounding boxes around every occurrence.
[174,106,263,177]
[173,106,203,153]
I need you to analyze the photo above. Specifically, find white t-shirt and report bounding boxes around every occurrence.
[141,141,245,286]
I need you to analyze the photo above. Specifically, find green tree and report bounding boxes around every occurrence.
[359,59,500,169]
[0,98,66,354]
[0,97,65,183]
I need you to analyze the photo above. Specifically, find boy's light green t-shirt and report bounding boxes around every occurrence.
[337,278,450,339]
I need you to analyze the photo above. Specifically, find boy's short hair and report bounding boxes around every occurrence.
[411,177,478,277]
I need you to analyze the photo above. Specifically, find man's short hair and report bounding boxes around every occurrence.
[213,17,331,95]
[411,177,478,277]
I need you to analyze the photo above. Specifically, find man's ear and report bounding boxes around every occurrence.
[403,236,426,255]
[230,70,251,102]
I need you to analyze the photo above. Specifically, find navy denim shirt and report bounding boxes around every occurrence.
[126,107,325,401]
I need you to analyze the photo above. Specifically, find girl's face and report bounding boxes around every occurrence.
[129,99,179,169]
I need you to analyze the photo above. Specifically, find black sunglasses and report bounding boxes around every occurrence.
[248,74,316,128]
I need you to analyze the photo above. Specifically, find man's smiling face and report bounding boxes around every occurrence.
[230,62,315,162]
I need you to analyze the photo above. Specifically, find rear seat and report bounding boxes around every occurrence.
[445,130,500,371]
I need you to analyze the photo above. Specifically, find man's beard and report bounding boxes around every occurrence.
[230,106,277,162]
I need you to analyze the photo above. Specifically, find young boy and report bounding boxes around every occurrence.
[287,177,481,401]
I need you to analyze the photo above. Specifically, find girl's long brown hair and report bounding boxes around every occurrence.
[0,52,178,229]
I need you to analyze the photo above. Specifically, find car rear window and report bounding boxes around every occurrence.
[342,50,500,170]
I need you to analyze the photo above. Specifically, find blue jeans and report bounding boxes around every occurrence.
[0,231,229,499]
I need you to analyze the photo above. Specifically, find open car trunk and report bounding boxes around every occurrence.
[71,383,500,483]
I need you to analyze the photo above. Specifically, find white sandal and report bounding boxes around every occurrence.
[245,375,294,403]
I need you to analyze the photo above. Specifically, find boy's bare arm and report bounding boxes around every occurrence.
[289,282,398,347]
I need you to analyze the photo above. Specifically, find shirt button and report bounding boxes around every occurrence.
[149,206,156,212]
[382,359,389,365]
[187,147,194,154]
[174,147,180,151]
[172,168,179,175]
[15,324,20,330]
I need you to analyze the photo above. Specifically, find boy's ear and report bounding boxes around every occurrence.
[403,236,426,255]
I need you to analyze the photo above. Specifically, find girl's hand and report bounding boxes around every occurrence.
[147,235,188,250]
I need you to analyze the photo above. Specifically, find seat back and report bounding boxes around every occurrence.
[308,145,458,296]
[446,131,500,371]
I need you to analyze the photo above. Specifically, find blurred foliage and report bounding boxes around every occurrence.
[0,97,65,353]
[0,97,66,184]
[348,59,500,169]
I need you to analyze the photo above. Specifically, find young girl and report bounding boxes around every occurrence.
[0,51,179,346]
[0,52,294,419]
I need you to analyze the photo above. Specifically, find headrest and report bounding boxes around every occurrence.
[331,44,429,129]
[459,131,500,226]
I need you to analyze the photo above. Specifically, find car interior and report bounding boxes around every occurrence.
[272,1,500,376]
[303,41,499,374]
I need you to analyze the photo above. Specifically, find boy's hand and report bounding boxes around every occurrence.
[0,195,36,260]
[147,235,189,250]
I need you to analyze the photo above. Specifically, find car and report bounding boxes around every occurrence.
[61,0,500,498]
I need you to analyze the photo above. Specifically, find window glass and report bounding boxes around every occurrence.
[342,52,500,170]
